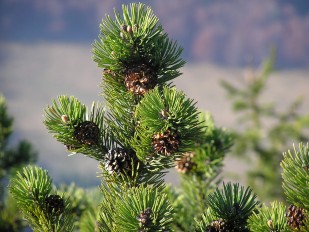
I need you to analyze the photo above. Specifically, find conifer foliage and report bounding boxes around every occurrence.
[8,3,309,232]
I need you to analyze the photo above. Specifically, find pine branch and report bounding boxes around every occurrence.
[171,175,215,231]
[98,184,173,232]
[93,3,185,85]
[132,86,202,169]
[99,159,166,190]
[9,166,74,232]
[195,112,233,176]
[169,112,233,230]
[44,95,109,160]
[195,208,216,232]
[281,143,309,211]
[97,166,168,231]
[57,183,102,231]
[248,201,290,232]
[102,71,137,148]
[206,182,260,231]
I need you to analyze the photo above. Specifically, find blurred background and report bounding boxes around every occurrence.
[1,0,309,189]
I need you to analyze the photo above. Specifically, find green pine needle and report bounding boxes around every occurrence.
[10,165,52,208]
[281,143,309,211]
[207,182,260,229]
[133,86,202,167]
[99,159,166,192]
[182,112,233,178]
[9,165,74,232]
[248,201,290,232]
[44,95,109,160]
[195,208,217,232]
[92,3,185,84]
[98,182,172,232]
[102,72,137,148]
[113,185,173,231]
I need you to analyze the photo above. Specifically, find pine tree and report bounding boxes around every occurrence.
[8,3,309,232]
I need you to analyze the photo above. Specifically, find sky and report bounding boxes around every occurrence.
[1,0,309,187]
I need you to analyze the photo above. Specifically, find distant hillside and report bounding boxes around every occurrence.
[1,0,309,68]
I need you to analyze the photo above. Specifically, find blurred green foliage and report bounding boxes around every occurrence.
[221,50,309,201]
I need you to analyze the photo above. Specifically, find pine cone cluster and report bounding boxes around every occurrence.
[104,148,132,174]
[286,204,306,230]
[207,218,249,232]
[207,218,227,232]
[45,194,64,215]
[175,152,196,174]
[73,121,100,146]
[152,129,180,156]
[103,68,116,77]
[124,64,155,95]
[65,144,78,151]
[120,24,138,40]
[137,207,152,231]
